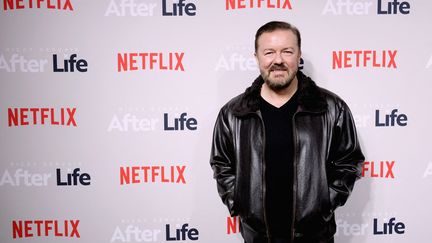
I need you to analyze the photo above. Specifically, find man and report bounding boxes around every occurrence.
[209,21,364,243]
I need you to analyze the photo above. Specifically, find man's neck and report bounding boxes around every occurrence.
[260,78,298,108]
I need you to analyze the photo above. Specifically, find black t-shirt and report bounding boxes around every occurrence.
[259,92,298,237]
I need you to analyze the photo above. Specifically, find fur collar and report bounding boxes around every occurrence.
[232,71,327,116]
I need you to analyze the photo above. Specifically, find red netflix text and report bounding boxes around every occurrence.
[226,0,292,10]
[3,0,74,11]
[8,107,77,127]
[117,52,184,72]
[227,216,240,234]
[361,160,395,179]
[120,165,186,185]
[332,50,397,69]
[12,220,80,239]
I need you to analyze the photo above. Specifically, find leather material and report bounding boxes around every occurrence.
[210,71,364,242]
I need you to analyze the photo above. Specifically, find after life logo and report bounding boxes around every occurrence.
[335,217,406,236]
[214,45,256,72]
[0,168,51,186]
[377,0,410,14]
[52,54,88,72]
[105,0,158,16]
[373,218,405,235]
[104,0,196,17]
[0,50,83,73]
[321,0,411,15]
[375,109,407,127]
[0,167,91,186]
[111,222,199,242]
[230,216,401,237]
[351,105,406,128]
[336,219,368,236]
[108,110,198,132]
[0,53,48,72]
[164,113,197,131]
[162,0,196,16]
[215,52,257,72]
[56,168,91,186]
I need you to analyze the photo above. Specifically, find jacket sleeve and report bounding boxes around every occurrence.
[328,102,365,211]
[209,108,238,216]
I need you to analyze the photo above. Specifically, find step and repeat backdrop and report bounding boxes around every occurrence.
[1,1,431,243]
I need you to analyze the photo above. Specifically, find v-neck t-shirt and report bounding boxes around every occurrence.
[259,92,299,237]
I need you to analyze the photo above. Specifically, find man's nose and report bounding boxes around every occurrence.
[273,53,283,64]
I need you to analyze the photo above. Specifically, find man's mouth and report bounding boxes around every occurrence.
[270,66,288,72]
[270,69,287,75]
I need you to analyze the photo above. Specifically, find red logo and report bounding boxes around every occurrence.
[117,52,185,72]
[12,220,80,239]
[226,0,292,10]
[332,50,397,69]
[120,165,186,185]
[3,0,73,11]
[361,160,395,179]
[227,216,240,234]
[7,108,77,127]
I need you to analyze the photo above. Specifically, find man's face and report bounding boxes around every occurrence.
[255,29,301,91]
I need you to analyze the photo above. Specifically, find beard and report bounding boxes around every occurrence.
[262,64,297,91]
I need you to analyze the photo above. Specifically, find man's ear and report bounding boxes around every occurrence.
[298,51,302,64]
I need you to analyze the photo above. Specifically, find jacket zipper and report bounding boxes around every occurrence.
[257,111,272,243]
[291,112,299,242]
[290,109,325,241]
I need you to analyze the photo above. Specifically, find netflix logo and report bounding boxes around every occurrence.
[120,165,186,185]
[7,107,77,127]
[362,160,395,179]
[3,0,74,11]
[332,50,397,69]
[12,219,80,239]
[226,0,293,10]
[117,52,185,72]
[227,216,240,234]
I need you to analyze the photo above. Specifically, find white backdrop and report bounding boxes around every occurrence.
[1,1,432,243]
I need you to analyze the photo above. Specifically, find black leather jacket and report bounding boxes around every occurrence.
[210,71,364,242]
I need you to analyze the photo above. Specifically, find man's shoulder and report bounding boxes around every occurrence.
[316,85,348,106]
[315,85,352,114]
[219,93,246,115]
